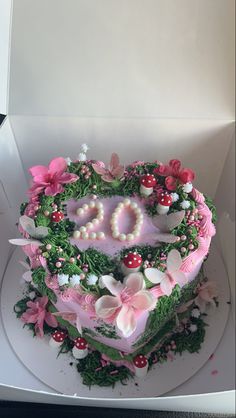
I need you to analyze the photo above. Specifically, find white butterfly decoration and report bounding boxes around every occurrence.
[9,215,49,247]
[150,210,185,243]
[19,260,32,283]
[144,249,188,296]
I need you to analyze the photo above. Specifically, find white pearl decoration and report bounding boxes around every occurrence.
[111,199,143,242]
[74,201,106,240]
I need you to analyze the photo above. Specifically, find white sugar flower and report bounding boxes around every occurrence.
[81,143,89,153]
[78,152,87,161]
[180,200,190,209]
[182,182,193,193]
[65,157,72,166]
[69,275,81,287]
[189,324,198,333]
[87,274,98,286]
[191,308,200,318]
[58,274,69,286]
[28,291,36,300]
[170,192,179,202]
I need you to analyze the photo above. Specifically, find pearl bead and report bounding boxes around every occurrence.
[82,232,89,239]
[127,233,134,241]
[82,204,89,210]
[46,244,52,250]
[181,235,187,241]
[92,184,97,190]
[130,202,138,209]
[86,222,93,230]
[181,247,187,253]
[89,232,97,239]
[73,230,81,239]
[92,194,97,200]
[77,208,84,216]
[92,218,99,225]
[97,232,105,240]
[118,203,124,209]
[80,273,86,280]
[79,226,87,233]
[97,215,104,221]
[188,244,194,250]
[135,208,142,215]
[89,201,95,208]
[55,262,62,268]
[133,231,139,238]
[58,247,63,253]
[189,215,195,221]
[119,233,126,241]
[44,210,50,216]
[112,232,119,238]
[69,257,75,263]
[96,202,103,209]
[175,236,181,242]
[123,198,131,206]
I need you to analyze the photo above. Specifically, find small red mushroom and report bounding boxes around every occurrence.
[72,337,88,359]
[51,211,64,222]
[49,330,67,348]
[133,354,148,378]
[121,252,143,275]
[140,174,157,197]
[157,192,173,214]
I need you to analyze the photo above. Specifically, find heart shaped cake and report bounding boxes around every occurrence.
[11,145,217,386]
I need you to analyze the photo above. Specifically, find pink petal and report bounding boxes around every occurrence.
[149,285,165,299]
[156,164,172,176]
[179,168,195,184]
[111,165,124,179]
[131,290,156,310]
[101,173,114,182]
[160,277,173,296]
[39,296,49,309]
[124,273,144,294]
[48,157,67,175]
[109,153,120,171]
[169,159,181,176]
[29,165,48,177]
[116,305,137,338]
[167,249,182,273]
[95,295,121,319]
[92,164,107,175]
[59,172,78,184]
[101,275,124,296]
[44,183,64,196]
[76,315,82,333]
[165,176,178,191]
[45,312,58,328]
[32,175,50,185]
[172,270,187,287]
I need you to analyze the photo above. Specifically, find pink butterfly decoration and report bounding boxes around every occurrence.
[92,153,124,183]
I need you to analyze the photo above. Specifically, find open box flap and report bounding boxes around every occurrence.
[5,0,235,118]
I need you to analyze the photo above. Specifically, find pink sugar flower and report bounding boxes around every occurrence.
[92,153,124,183]
[154,159,195,191]
[22,244,46,269]
[21,296,58,337]
[95,273,156,338]
[28,157,78,197]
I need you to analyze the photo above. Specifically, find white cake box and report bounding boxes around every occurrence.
[0,0,235,413]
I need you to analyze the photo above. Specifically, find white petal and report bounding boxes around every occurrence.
[172,270,188,287]
[155,233,179,243]
[131,291,156,310]
[124,273,144,294]
[58,274,69,286]
[144,268,165,284]
[166,210,185,230]
[116,305,137,337]
[76,315,82,333]
[160,277,173,296]
[22,271,32,282]
[95,295,121,319]
[70,275,81,287]
[19,215,36,236]
[167,249,182,273]
[9,238,42,246]
[101,275,123,296]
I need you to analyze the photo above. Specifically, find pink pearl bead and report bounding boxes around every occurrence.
[198,214,203,220]
[181,247,187,253]
[181,235,187,241]
[85,174,90,180]
[92,184,97,190]
[175,236,181,242]
[189,215,195,221]
[34,205,39,211]
[189,244,194,250]
[46,244,52,250]
[44,210,50,216]
[77,254,81,260]
[92,194,97,200]
[55,262,62,268]
[80,273,86,280]
[69,257,75,263]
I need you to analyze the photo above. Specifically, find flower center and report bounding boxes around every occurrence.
[120,287,133,304]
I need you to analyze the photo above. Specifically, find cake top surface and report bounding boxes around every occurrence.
[10,144,216,340]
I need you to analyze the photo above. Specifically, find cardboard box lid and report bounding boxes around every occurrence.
[1,0,235,118]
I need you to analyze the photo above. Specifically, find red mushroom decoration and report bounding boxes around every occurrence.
[72,337,88,359]
[121,252,143,275]
[140,174,157,197]
[133,354,148,378]
[51,211,64,223]
[49,330,67,348]
[157,192,173,215]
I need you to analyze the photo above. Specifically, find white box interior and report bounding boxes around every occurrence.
[0,0,235,413]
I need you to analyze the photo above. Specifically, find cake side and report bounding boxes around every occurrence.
[10,148,217,385]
